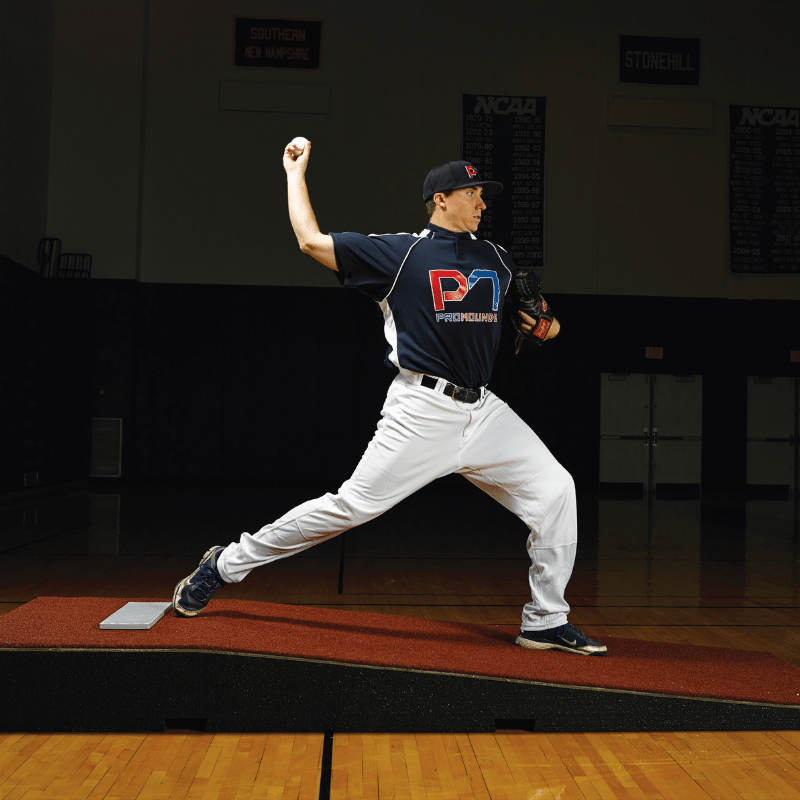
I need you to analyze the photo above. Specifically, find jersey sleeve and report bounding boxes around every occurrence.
[330,231,413,301]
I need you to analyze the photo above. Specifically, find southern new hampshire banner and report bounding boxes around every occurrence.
[234,18,322,69]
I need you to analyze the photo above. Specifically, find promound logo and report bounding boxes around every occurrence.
[429,270,500,312]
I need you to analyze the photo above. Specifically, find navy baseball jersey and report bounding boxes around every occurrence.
[331,223,517,389]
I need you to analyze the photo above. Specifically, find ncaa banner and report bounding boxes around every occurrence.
[730,104,800,274]
[463,94,546,269]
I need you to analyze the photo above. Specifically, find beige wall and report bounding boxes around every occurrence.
[596,0,800,300]
[0,1,55,271]
[17,0,800,297]
[47,0,146,281]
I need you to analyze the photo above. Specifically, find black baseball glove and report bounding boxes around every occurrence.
[506,269,554,354]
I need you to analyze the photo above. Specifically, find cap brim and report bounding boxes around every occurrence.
[471,180,503,197]
[424,180,504,202]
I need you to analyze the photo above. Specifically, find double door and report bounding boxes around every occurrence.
[600,373,702,494]
[746,376,799,496]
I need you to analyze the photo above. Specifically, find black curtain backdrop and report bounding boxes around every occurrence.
[3,258,799,495]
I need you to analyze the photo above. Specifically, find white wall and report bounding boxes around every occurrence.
[34,0,800,297]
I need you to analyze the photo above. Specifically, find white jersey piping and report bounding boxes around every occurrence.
[484,240,514,294]
[380,233,427,303]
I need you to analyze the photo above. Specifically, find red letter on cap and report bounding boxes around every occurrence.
[465,165,478,178]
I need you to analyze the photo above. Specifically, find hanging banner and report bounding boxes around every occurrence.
[729,105,800,274]
[462,94,546,269]
[619,35,700,85]
[234,18,322,69]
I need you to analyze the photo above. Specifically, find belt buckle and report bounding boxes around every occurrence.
[451,385,472,403]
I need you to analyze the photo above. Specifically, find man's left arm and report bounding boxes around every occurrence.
[505,263,559,350]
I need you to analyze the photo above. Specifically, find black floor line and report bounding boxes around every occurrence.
[318,730,334,800]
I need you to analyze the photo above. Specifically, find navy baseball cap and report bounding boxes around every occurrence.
[422,161,503,202]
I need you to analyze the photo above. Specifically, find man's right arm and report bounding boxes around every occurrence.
[283,141,338,271]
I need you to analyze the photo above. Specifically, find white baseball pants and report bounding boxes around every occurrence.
[217,369,577,631]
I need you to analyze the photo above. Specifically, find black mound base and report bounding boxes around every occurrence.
[3,649,799,733]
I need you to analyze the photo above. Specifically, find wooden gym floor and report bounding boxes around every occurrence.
[1,480,799,799]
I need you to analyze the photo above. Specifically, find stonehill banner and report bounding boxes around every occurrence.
[619,35,700,85]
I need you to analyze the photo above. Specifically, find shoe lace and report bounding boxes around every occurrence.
[558,623,586,641]
[189,564,223,602]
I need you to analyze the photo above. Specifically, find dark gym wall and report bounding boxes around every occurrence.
[0,258,92,494]
[86,278,799,493]
[2,257,798,496]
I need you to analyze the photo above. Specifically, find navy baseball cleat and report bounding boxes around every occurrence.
[173,546,226,618]
[515,623,607,656]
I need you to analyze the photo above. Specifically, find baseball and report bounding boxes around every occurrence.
[288,136,309,158]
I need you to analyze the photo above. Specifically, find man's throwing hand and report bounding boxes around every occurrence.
[283,138,310,174]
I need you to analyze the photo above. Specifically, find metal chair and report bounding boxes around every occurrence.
[56,253,92,279]
[37,238,62,277]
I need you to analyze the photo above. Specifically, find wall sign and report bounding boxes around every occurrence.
[234,18,322,69]
[462,94,546,269]
[619,35,700,85]
[729,105,800,274]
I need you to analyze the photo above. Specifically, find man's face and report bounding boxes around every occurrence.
[435,186,487,233]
